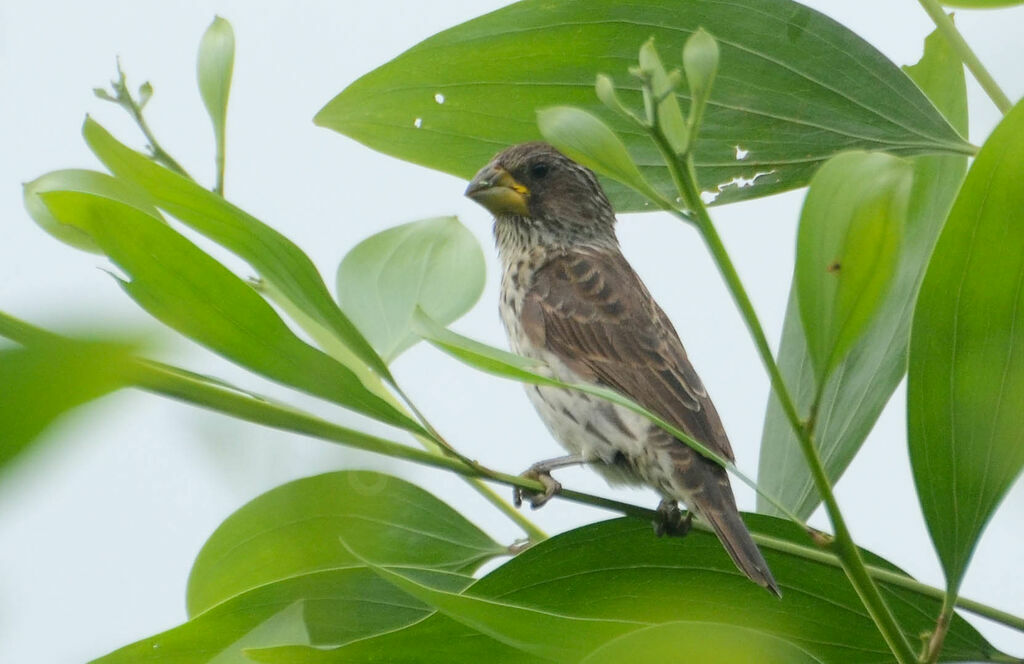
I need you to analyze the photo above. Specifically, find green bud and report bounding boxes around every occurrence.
[683,28,720,99]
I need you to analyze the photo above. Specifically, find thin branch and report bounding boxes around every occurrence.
[916,0,1013,114]
[95,59,194,179]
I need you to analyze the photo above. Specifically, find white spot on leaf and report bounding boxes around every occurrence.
[413,117,422,128]
[434,93,446,104]
[734,145,749,160]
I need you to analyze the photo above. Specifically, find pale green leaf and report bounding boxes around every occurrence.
[336,217,485,362]
[796,151,911,381]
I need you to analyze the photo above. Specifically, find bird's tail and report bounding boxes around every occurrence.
[697,493,780,597]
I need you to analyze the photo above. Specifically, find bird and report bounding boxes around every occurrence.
[464,142,779,596]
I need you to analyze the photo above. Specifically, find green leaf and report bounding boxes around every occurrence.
[92,471,499,663]
[796,151,911,382]
[23,168,163,253]
[248,518,1002,663]
[187,470,503,616]
[39,190,422,434]
[757,28,968,518]
[316,0,969,212]
[0,336,130,473]
[335,217,485,363]
[908,97,1024,594]
[537,107,662,202]
[81,118,392,382]
[343,550,632,663]
[196,16,235,194]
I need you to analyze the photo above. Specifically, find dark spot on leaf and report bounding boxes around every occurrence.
[827,260,842,274]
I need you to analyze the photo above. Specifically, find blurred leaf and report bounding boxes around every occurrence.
[248,518,1001,663]
[537,107,662,202]
[23,168,163,253]
[0,336,130,473]
[941,0,1024,6]
[39,190,422,434]
[196,16,235,194]
[908,97,1024,593]
[796,151,911,381]
[757,29,968,518]
[316,0,968,212]
[336,217,485,363]
[188,470,503,616]
[81,118,392,382]
[93,471,500,663]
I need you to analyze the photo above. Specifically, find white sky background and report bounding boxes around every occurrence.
[1,1,1022,662]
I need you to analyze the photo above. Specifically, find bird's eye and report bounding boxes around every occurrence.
[529,162,550,179]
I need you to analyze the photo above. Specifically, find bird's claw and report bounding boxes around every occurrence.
[513,464,563,509]
[653,499,692,537]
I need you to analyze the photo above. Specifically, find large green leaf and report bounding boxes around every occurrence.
[81,118,391,382]
[757,29,968,517]
[248,517,1002,663]
[39,190,422,434]
[0,335,130,473]
[795,151,911,382]
[335,217,485,363]
[316,0,969,212]
[908,97,1024,594]
[93,472,501,663]
[187,470,503,616]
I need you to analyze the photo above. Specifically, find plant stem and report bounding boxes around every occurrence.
[916,0,1013,114]
[922,597,954,663]
[1,308,1022,638]
[649,131,918,664]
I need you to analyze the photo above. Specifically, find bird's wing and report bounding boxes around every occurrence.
[520,248,735,462]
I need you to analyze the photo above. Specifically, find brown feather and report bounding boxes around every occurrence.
[520,247,735,463]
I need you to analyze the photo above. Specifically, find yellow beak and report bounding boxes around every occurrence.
[464,163,530,216]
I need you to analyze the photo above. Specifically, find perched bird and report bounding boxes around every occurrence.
[465,142,779,596]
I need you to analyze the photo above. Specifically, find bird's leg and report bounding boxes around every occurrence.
[653,498,692,537]
[513,454,590,509]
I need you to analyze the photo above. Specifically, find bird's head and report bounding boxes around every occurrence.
[465,142,617,247]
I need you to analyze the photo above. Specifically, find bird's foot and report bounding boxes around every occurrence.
[513,463,563,510]
[653,499,692,537]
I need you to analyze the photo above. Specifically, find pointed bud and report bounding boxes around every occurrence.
[683,28,720,100]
